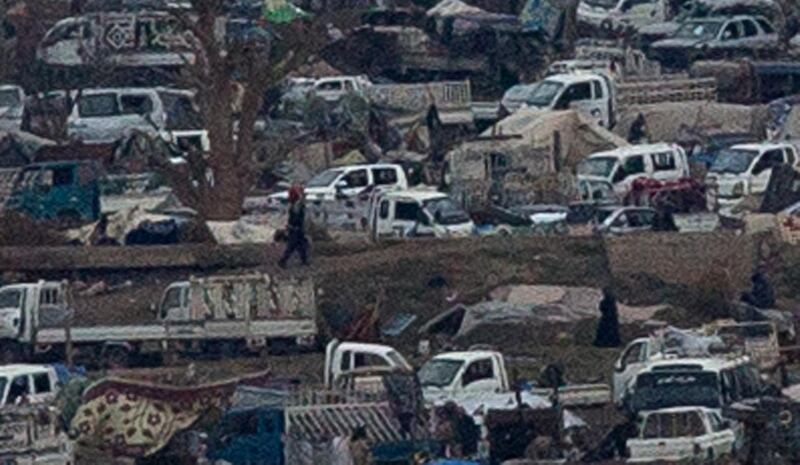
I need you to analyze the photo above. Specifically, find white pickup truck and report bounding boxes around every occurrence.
[500,71,716,128]
[0,275,318,366]
[366,189,475,241]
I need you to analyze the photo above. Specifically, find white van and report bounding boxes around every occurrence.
[367,189,474,241]
[267,163,410,206]
[578,143,690,198]
[67,87,210,150]
[706,141,799,211]
[0,365,60,408]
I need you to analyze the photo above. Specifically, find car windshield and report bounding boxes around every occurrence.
[674,21,722,40]
[526,81,563,107]
[387,350,413,371]
[0,289,22,309]
[578,157,618,178]
[503,84,539,102]
[631,371,720,411]
[424,198,470,226]
[709,149,758,174]
[418,359,463,388]
[0,89,20,108]
[306,169,343,188]
[583,0,618,9]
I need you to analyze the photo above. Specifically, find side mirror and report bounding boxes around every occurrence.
[614,359,625,373]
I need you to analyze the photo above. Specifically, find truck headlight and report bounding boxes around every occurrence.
[733,182,745,197]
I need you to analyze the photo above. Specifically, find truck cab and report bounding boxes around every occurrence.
[367,190,474,241]
[267,163,410,207]
[417,351,509,402]
[578,143,689,199]
[0,281,66,349]
[0,364,59,407]
[508,72,615,127]
[312,75,371,102]
[323,340,413,390]
[5,161,102,224]
[706,141,799,213]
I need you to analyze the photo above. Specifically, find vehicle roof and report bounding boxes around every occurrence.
[431,350,502,363]
[731,142,792,151]
[335,342,401,355]
[588,143,676,159]
[544,72,605,85]
[78,87,194,96]
[327,163,402,171]
[0,364,53,377]
[0,85,22,92]
[642,356,750,373]
[379,189,449,202]
[639,406,716,416]
[25,160,95,169]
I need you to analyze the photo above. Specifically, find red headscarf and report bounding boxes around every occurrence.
[288,184,304,203]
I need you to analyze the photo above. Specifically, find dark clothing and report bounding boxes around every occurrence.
[742,271,775,309]
[628,115,647,144]
[594,294,621,348]
[279,202,308,267]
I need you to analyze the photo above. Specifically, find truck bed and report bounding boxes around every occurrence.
[35,319,317,344]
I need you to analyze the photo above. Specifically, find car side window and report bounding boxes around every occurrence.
[642,415,660,439]
[741,19,758,37]
[784,148,796,166]
[592,80,603,99]
[652,152,676,171]
[339,350,352,371]
[722,22,741,40]
[621,342,645,368]
[372,168,398,186]
[754,150,784,174]
[463,358,494,386]
[556,83,592,109]
[343,169,368,188]
[33,373,51,394]
[756,18,774,34]
[8,375,30,404]
[395,202,420,221]
[379,200,390,219]
[623,155,646,176]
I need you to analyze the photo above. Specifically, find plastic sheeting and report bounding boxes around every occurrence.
[654,326,724,357]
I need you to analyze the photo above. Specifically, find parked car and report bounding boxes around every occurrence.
[367,190,475,241]
[0,365,60,408]
[311,75,372,102]
[578,143,690,199]
[649,15,780,69]
[592,206,660,235]
[577,0,667,35]
[67,87,210,150]
[705,141,799,212]
[686,132,758,169]
[626,407,736,463]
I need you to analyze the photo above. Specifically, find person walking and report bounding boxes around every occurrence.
[594,287,621,348]
[278,185,309,268]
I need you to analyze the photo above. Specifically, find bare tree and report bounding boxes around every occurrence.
[156,0,328,220]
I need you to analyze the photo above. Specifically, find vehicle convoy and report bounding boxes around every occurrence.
[367,189,475,241]
[498,71,716,128]
[706,141,799,212]
[612,322,779,406]
[649,15,780,70]
[578,143,691,199]
[0,364,60,408]
[0,275,318,365]
[0,405,74,465]
[324,341,610,407]
[626,406,736,463]
[267,163,411,206]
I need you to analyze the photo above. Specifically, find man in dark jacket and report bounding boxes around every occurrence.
[742,266,775,309]
[594,287,621,347]
[278,185,309,268]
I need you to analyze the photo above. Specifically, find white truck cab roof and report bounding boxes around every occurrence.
[0,364,54,378]
[589,142,677,159]
[377,189,449,203]
[730,141,794,152]
[638,405,718,416]
[642,355,752,373]
[544,71,607,85]
[430,350,502,363]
